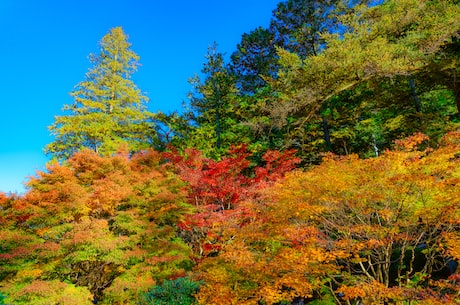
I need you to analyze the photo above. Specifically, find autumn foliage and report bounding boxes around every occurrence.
[1,132,460,304]
[191,131,460,304]
[0,149,194,304]
[164,146,300,258]
[3,1,460,302]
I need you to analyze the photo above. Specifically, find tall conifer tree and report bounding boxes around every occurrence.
[46,27,155,159]
[187,43,240,157]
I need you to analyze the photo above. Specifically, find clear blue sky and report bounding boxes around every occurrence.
[0,0,280,194]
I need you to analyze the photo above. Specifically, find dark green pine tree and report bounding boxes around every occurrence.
[229,27,278,95]
[269,0,345,58]
[186,43,246,158]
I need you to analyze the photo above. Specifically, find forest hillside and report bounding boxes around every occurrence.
[1,0,460,304]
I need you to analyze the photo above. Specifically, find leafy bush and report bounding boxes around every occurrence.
[139,277,201,305]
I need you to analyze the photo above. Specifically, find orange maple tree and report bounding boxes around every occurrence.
[0,149,194,304]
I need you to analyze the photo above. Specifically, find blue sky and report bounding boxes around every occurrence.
[0,0,280,194]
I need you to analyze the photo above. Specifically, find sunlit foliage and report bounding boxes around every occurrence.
[193,131,460,304]
[3,1,460,304]
[165,145,300,258]
[0,149,193,304]
[46,27,156,160]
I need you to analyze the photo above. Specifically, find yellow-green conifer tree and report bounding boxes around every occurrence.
[46,27,155,159]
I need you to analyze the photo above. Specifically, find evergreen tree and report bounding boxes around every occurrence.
[46,27,155,160]
[270,0,343,58]
[229,27,277,95]
[186,43,245,158]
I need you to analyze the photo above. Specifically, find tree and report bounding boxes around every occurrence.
[229,27,278,95]
[256,0,460,160]
[186,43,248,158]
[139,277,201,305]
[153,110,194,151]
[165,145,300,260]
[269,0,344,58]
[46,27,155,160]
[229,0,356,95]
[224,0,367,159]
[0,149,194,304]
[193,131,460,304]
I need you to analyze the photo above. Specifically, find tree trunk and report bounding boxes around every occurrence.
[452,71,460,114]
[215,108,221,149]
[322,116,332,151]
[372,134,379,157]
[409,75,422,113]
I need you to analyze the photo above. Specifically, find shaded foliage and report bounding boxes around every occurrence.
[139,277,201,305]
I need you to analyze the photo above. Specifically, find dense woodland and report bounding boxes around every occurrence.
[1,0,460,304]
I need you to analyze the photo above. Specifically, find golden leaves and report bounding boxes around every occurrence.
[194,131,460,304]
[0,148,195,304]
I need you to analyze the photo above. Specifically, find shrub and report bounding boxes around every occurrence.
[139,277,201,305]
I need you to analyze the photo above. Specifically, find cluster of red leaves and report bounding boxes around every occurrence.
[165,145,299,211]
[164,145,300,257]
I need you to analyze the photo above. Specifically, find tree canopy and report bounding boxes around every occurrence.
[46,27,156,160]
[2,1,460,304]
